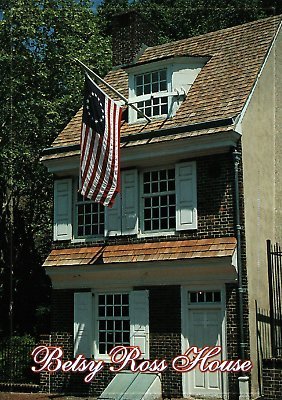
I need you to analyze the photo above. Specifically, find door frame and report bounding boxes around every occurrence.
[181,285,228,399]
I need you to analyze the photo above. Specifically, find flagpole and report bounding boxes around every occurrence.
[74,58,151,123]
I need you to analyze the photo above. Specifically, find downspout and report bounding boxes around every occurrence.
[233,149,250,400]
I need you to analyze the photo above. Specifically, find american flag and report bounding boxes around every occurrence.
[79,74,122,207]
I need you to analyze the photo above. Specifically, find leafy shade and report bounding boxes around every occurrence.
[98,0,282,42]
[0,0,112,336]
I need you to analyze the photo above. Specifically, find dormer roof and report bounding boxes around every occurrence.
[42,15,281,161]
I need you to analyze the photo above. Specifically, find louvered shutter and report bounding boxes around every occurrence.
[53,179,72,241]
[74,292,92,358]
[105,192,122,236]
[130,290,149,359]
[121,169,138,235]
[175,161,197,230]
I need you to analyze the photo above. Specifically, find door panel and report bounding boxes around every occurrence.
[186,308,223,397]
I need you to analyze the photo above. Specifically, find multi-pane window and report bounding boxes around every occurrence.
[189,291,221,304]
[76,191,104,237]
[135,69,168,118]
[143,168,176,232]
[97,294,130,354]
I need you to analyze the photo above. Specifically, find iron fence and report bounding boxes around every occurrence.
[0,339,38,384]
[267,240,282,358]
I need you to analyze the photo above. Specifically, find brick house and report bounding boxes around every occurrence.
[41,14,282,399]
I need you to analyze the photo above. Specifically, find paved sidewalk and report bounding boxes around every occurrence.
[0,394,97,400]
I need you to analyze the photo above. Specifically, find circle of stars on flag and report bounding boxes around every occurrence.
[86,91,105,128]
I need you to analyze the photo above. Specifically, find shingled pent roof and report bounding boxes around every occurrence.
[43,15,281,160]
[44,237,236,267]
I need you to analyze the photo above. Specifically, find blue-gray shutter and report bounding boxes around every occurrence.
[121,169,138,235]
[53,179,72,241]
[74,292,92,358]
[130,290,149,359]
[175,161,197,230]
[105,192,122,236]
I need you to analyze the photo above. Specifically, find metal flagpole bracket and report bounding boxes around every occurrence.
[74,58,151,123]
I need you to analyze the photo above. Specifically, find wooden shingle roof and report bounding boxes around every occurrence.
[43,15,281,159]
[43,237,236,267]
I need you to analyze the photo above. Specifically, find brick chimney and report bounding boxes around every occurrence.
[111,10,158,66]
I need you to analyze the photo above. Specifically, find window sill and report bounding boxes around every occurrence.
[137,230,176,239]
[71,236,105,244]
[128,114,168,125]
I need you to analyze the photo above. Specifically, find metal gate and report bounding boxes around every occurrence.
[267,240,282,357]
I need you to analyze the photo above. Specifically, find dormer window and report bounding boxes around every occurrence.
[127,57,208,124]
[135,69,168,119]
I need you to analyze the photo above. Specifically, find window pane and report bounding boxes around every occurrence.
[85,226,91,235]
[107,306,113,317]
[160,81,167,91]
[115,320,122,330]
[152,83,158,93]
[152,197,159,207]
[122,306,129,317]
[144,73,150,84]
[114,306,121,317]
[206,292,213,302]
[214,292,221,302]
[76,184,104,237]
[144,183,150,194]
[142,168,176,232]
[153,208,159,218]
[152,220,159,230]
[123,332,130,343]
[160,70,166,81]
[144,84,150,94]
[190,292,197,302]
[144,220,151,230]
[161,103,168,114]
[136,75,143,86]
[136,86,143,96]
[153,106,159,116]
[198,292,205,302]
[99,306,105,317]
[152,72,158,82]
[152,182,158,192]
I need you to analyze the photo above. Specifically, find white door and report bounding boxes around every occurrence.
[183,290,225,398]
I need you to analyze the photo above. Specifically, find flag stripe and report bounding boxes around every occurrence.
[79,74,122,207]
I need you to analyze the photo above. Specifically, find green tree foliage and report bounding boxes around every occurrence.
[0,0,112,336]
[98,0,282,42]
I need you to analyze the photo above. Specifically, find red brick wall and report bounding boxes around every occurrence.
[262,359,282,399]
[43,150,250,397]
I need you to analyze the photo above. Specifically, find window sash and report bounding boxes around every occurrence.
[134,69,168,119]
[74,180,104,238]
[97,293,130,355]
[141,167,176,233]
[135,69,167,96]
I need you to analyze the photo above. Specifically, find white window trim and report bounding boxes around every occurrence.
[91,288,149,362]
[128,64,173,123]
[93,289,132,362]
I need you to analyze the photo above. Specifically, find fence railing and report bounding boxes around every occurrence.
[267,240,282,358]
[0,339,38,384]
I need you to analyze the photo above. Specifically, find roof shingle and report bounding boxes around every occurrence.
[45,15,281,157]
[43,237,236,267]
